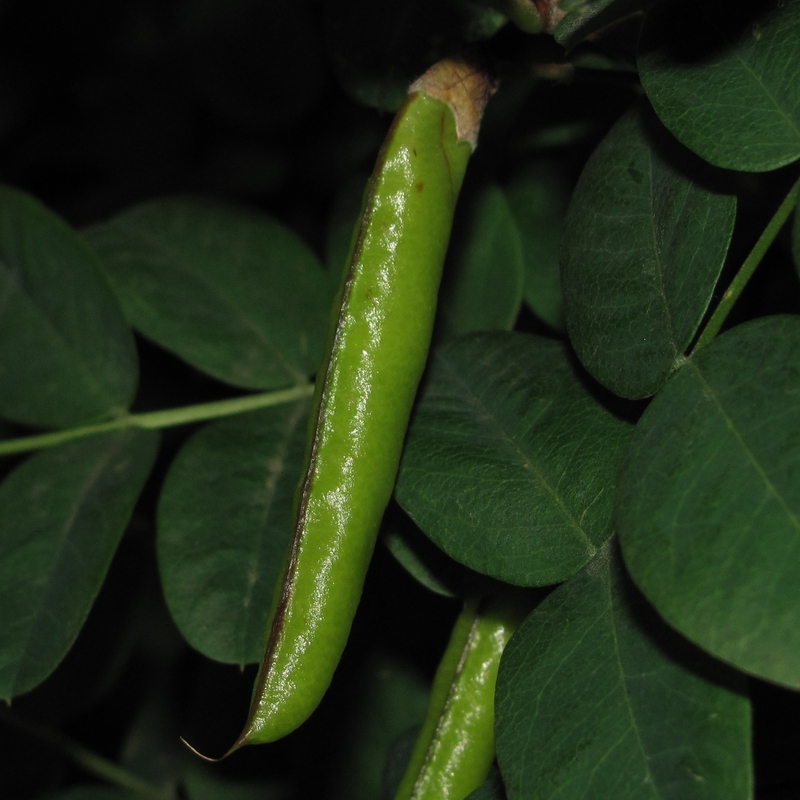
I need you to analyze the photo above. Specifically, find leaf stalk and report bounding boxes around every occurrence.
[692,173,800,354]
[0,384,314,457]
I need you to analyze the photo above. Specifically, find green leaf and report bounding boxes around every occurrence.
[617,315,800,689]
[561,106,736,399]
[505,161,571,332]
[639,0,800,172]
[157,401,310,665]
[395,332,632,586]
[0,185,138,428]
[496,542,752,800]
[437,184,524,338]
[324,0,506,111]
[86,199,329,390]
[0,429,159,700]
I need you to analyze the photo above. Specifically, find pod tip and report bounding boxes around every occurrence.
[180,735,239,763]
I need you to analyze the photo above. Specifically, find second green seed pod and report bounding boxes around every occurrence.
[393,592,531,800]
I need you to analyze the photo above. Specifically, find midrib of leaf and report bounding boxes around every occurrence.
[446,357,596,555]
[116,220,306,384]
[0,259,119,412]
[690,360,800,535]
[603,559,661,800]
[10,433,128,694]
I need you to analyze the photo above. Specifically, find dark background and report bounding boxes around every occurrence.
[1,1,799,797]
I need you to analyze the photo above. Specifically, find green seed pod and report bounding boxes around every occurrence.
[393,592,531,800]
[229,59,495,749]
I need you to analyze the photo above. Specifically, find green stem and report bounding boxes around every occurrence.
[0,707,173,799]
[692,174,800,354]
[0,383,314,457]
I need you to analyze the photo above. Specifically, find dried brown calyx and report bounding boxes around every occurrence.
[410,59,497,151]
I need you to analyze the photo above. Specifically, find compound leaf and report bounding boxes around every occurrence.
[617,315,800,688]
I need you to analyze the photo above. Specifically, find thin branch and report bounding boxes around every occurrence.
[692,173,800,354]
[0,383,315,457]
